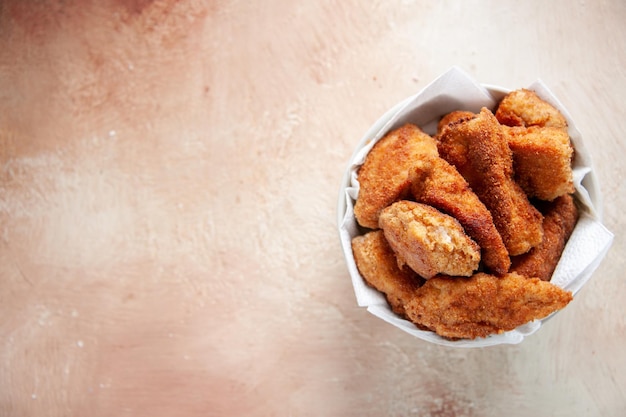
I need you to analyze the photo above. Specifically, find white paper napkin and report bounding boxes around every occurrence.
[337,66,614,347]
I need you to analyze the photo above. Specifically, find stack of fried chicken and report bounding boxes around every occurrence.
[352,89,578,340]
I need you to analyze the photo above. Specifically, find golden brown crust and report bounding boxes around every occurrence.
[351,231,424,317]
[410,155,510,275]
[354,124,438,229]
[495,89,568,130]
[505,126,575,201]
[511,194,579,281]
[439,108,544,256]
[404,272,573,339]
[378,201,480,279]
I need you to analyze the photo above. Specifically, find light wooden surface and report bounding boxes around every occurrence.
[1,1,625,416]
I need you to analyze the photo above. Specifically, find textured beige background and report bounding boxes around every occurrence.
[1,1,625,416]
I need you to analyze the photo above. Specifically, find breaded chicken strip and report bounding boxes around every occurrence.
[505,126,575,201]
[495,89,568,131]
[404,272,573,339]
[379,201,480,279]
[352,231,423,317]
[438,108,544,256]
[354,124,438,229]
[511,194,579,281]
[410,155,510,275]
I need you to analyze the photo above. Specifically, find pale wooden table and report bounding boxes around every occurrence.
[1,1,625,416]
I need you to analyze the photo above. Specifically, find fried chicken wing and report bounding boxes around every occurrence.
[438,108,544,256]
[410,155,510,275]
[404,272,573,339]
[351,231,424,317]
[495,89,568,130]
[379,201,480,279]
[354,124,438,229]
[505,126,574,201]
[511,194,579,281]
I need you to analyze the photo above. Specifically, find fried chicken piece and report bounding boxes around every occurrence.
[354,124,439,229]
[505,126,575,201]
[410,155,510,275]
[511,194,579,281]
[438,108,544,256]
[436,115,477,184]
[495,89,568,131]
[435,110,475,138]
[404,272,573,339]
[378,201,480,279]
[351,231,424,317]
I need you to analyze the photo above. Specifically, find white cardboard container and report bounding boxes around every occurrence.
[337,67,614,347]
